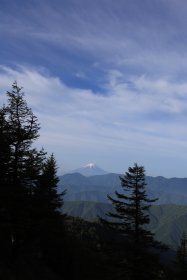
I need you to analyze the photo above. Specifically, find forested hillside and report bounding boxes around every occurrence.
[63,201,187,249]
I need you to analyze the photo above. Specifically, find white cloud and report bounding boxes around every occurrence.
[1,65,187,176]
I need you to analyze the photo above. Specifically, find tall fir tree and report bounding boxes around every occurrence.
[106,163,158,247]
[0,83,49,252]
[0,82,68,278]
[34,154,66,220]
[33,154,68,275]
[5,81,41,184]
[3,82,46,246]
[100,163,165,280]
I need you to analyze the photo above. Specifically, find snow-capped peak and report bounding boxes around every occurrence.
[84,163,96,169]
[69,163,108,176]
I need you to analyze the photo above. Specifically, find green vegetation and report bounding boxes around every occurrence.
[63,201,187,249]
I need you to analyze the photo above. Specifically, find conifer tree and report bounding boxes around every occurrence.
[0,82,68,278]
[5,81,41,184]
[106,163,158,247]
[0,82,45,249]
[33,154,67,274]
[101,163,164,280]
[34,154,66,220]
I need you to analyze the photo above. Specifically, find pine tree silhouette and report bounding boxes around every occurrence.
[100,163,165,280]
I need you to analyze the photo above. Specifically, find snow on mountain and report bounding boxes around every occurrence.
[68,163,108,177]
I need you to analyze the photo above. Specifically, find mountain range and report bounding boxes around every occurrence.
[58,172,187,204]
[59,165,187,249]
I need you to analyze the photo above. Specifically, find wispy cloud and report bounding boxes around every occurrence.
[1,0,187,80]
[1,1,187,176]
[1,65,187,176]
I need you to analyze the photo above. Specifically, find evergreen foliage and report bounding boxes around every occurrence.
[34,154,66,219]
[5,82,41,182]
[105,163,158,246]
[0,82,46,249]
[32,154,68,275]
[100,163,165,279]
[0,82,67,279]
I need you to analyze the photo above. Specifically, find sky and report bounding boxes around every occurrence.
[1,0,187,177]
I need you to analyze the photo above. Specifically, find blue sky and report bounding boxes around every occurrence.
[1,0,187,177]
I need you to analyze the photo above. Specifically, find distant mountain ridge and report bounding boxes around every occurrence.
[58,173,187,205]
[59,172,187,250]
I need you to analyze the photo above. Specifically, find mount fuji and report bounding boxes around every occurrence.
[69,163,108,177]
